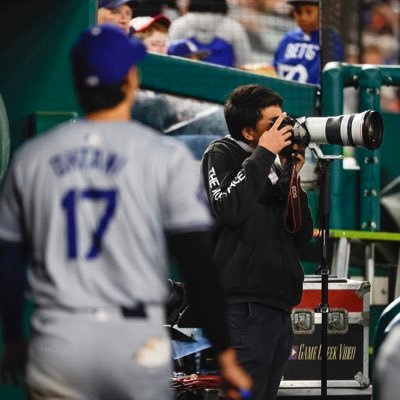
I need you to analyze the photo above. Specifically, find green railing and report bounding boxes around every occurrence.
[325,229,400,309]
[322,62,400,231]
[329,229,400,242]
[140,53,318,116]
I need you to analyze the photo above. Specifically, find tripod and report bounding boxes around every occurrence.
[309,144,343,399]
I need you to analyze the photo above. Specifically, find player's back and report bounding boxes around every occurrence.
[2,119,207,309]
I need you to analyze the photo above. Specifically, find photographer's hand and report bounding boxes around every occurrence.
[293,151,305,174]
[279,143,305,174]
[258,112,292,154]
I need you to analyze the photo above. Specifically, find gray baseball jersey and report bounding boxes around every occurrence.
[0,119,212,309]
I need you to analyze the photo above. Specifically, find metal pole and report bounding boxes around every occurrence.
[316,159,332,400]
[365,243,376,305]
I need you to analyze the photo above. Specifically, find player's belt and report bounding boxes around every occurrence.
[89,303,147,319]
[54,302,147,320]
[120,303,146,318]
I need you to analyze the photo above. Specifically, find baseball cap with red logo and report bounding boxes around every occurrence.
[129,15,171,33]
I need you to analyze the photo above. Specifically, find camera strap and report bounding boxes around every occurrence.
[283,162,302,234]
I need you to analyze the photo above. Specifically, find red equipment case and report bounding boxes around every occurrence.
[172,276,372,398]
[279,276,371,395]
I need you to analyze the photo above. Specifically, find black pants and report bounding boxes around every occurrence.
[226,303,293,400]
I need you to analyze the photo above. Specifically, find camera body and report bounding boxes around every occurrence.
[269,115,309,158]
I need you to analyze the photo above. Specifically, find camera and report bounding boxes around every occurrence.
[270,110,384,158]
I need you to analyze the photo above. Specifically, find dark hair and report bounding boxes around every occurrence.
[224,84,283,141]
[188,0,228,14]
[74,81,125,114]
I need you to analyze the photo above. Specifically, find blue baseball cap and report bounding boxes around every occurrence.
[71,24,147,87]
[167,39,210,60]
[98,0,135,9]
[287,0,318,4]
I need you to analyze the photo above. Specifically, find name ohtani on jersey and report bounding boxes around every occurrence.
[49,146,126,177]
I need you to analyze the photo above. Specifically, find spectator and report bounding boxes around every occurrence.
[273,0,344,85]
[98,0,135,34]
[131,15,227,136]
[175,0,189,15]
[162,0,187,21]
[168,0,252,67]
[130,14,171,53]
[228,0,294,65]
[129,14,179,131]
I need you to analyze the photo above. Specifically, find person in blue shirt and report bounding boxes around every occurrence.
[168,0,252,68]
[273,0,344,85]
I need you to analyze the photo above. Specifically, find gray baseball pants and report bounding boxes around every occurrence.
[26,305,172,400]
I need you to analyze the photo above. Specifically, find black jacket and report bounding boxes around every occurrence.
[200,137,314,312]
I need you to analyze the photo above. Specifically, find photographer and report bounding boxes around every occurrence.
[200,84,314,400]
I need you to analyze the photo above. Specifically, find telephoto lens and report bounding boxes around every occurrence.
[271,110,384,156]
[294,110,384,150]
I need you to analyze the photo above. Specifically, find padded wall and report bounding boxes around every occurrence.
[0,0,96,157]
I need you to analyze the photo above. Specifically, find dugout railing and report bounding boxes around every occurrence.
[139,53,318,115]
[322,62,400,232]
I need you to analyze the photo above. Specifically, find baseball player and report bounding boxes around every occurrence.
[0,25,251,400]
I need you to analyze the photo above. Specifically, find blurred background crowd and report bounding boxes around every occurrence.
[99,0,400,112]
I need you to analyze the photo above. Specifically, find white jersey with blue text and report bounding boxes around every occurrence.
[273,28,344,85]
[0,119,212,309]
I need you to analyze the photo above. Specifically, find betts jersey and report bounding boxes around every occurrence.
[0,120,212,308]
[273,28,344,85]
